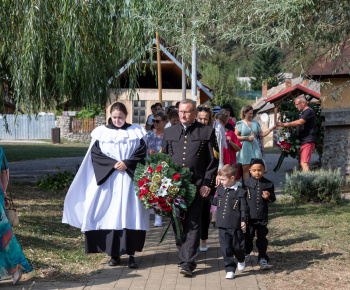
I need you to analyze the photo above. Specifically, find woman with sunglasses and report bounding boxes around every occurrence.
[146,111,168,227]
[196,104,226,252]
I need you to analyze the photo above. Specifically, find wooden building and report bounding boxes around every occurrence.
[306,42,350,176]
[106,38,213,124]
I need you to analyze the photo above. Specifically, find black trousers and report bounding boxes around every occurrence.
[219,228,245,272]
[173,194,203,271]
[200,195,212,240]
[245,218,269,262]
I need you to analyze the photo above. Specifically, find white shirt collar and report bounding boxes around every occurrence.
[225,183,238,191]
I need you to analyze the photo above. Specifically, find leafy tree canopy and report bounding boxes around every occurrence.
[250,48,283,91]
[1,0,349,113]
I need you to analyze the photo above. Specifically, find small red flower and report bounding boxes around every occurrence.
[156,165,163,172]
[147,166,154,173]
[173,173,180,181]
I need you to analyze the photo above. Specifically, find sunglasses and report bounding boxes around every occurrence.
[197,107,210,112]
[152,119,161,124]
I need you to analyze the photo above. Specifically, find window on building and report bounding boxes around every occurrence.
[133,101,146,125]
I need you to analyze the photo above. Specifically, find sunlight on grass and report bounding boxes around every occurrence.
[11,182,105,282]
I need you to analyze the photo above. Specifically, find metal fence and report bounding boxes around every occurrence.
[0,114,56,140]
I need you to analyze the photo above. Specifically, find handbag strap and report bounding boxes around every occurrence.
[227,130,234,165]
[242,120,254,133]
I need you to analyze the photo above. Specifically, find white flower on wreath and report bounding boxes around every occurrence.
[285,132,291,138]
[279,137,285,142]
[157,177,173,197]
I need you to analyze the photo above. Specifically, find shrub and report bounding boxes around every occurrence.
[283,168,344,203]
[36,167,76,191]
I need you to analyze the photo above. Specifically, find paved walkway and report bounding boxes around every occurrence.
[1,218,267,290]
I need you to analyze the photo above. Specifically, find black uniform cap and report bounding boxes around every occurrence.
[250,158,265,168]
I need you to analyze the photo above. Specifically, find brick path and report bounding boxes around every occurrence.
[0,217,267,290]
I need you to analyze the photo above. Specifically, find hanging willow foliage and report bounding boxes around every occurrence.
[1,0,350,113]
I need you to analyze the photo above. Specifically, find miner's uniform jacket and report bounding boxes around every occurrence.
[161,121,219,192]
[243,176,275,220]
[212,185,247,229]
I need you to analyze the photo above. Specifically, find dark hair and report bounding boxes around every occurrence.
[110,102,128,115]
[108,117,112,125]
[175,101,180,108]
[154,110,167,121]
[197,104,213,127]
[154,102,162,108]
[250,158,265,168]
[240,105,253,119]
[151,104,156,109]
[214,110,228,124]
[222,104,235,118]
[218,164,238,178]
[168,109,179,120]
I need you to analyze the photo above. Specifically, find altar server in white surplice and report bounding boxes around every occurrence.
[62,102,149,269]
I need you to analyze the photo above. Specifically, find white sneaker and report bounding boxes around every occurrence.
[237,261,245,271]
[245,255,250,263]
[199,240,208,252]
[154,215,162,227]
[259,258,271,270]
[13,269,22,285]
[225,271,235,279]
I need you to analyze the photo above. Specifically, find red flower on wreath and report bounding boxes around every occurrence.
[173,173,181,181]
[147,166,154,173]
[156,165,163,172]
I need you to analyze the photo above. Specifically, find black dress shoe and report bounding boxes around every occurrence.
[127,256,138,268]
[108,256,120,266]
[180,265,193,276]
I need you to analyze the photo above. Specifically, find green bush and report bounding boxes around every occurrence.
[75,105,105,119]
[36,167,76,191]
[283,168,344,203]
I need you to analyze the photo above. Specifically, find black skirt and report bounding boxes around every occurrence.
[85,229,146,257]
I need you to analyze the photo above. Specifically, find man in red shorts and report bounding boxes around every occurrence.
[276,96,316,171]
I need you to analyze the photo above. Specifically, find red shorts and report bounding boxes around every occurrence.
[300,142,315,163]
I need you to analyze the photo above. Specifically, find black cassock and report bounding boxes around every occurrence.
[85,123,147,257]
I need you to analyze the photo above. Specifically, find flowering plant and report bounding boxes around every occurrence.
[134,153,196,218]
[276,129,293,153]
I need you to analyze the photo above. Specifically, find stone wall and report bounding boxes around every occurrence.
[321,109,350,177]
[56,115,106,143]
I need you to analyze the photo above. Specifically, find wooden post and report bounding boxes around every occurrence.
[274,106,278,125]
[156,32,162,103]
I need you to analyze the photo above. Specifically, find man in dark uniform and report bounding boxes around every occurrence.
[161,99,219,276]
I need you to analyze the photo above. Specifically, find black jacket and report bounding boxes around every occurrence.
[243,176,275,220]
[212,185,247,229]
[161,121,219,191]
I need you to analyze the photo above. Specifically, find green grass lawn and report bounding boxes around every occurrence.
[263,199,350,289]
[11,182,105,282]
[0,143,89,162]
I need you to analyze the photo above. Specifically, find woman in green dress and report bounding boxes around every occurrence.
[235,105,276,180]
[0,146,32,285]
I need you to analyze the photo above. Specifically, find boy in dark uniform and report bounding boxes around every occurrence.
[212,165,247,279]
[243,158,275,270]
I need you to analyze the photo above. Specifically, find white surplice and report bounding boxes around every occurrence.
[62,124,149,232]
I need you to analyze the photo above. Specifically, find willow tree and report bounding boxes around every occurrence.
[0,1,156,113]
[1,0,350,113]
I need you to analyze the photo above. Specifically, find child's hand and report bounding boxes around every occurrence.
[262,191,270,199]
[241,222,246,230]
[215,175,221,187]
